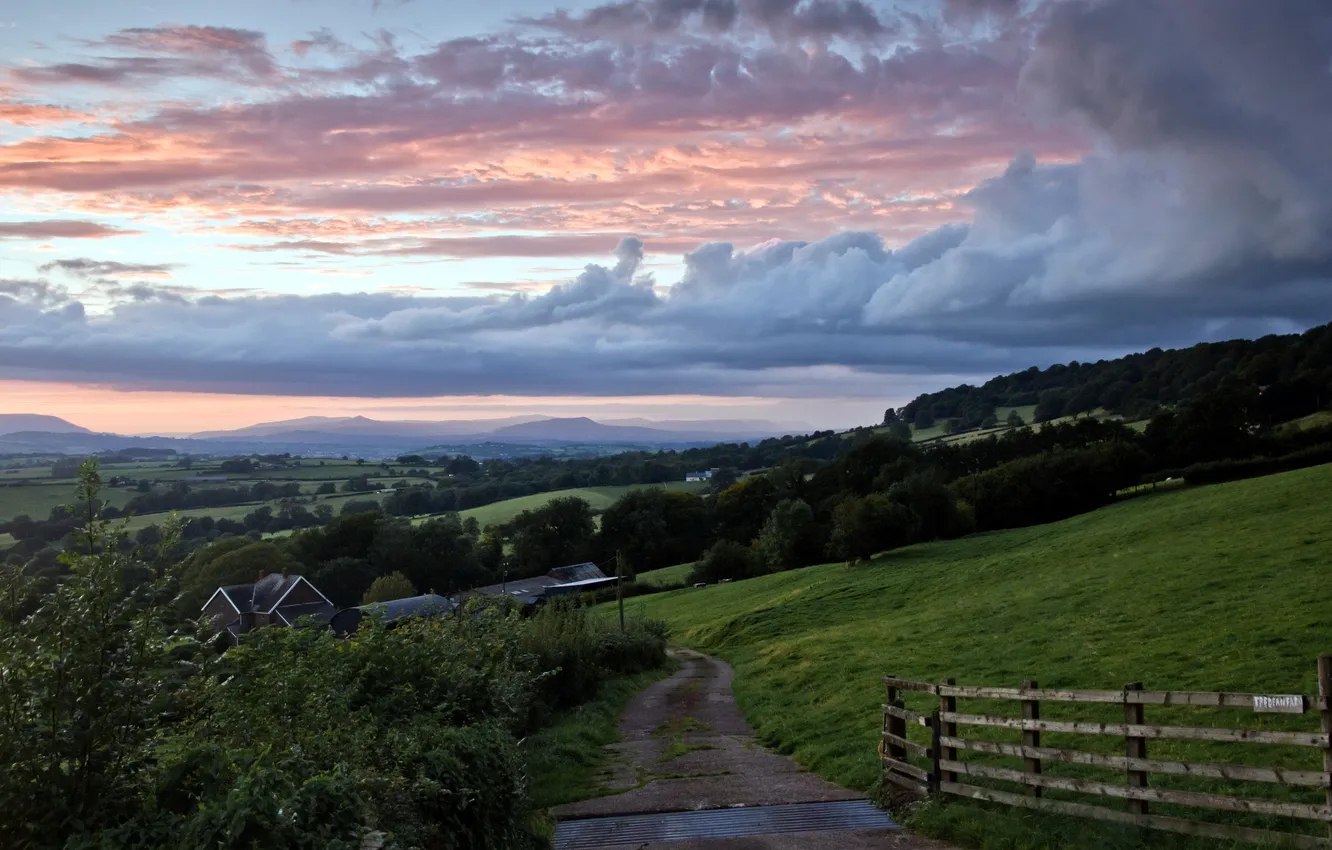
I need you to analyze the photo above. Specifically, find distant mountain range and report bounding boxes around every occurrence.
[186,415,802,445]
[0,413,808,458]
[0,414,91,436]
[190,415,548,440]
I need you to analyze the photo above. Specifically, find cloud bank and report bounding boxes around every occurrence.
[0,0,1329,401]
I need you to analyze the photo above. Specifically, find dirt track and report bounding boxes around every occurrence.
[552,649,952,849]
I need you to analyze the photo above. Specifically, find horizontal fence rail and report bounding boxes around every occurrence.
[879,654,1332,848]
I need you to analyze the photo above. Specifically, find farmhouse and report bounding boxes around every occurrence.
[685,470,714,482]
[201,573,336,644]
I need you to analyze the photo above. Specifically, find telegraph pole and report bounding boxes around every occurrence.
[616,549,625,632]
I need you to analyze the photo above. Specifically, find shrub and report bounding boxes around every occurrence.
[524,600,668,714]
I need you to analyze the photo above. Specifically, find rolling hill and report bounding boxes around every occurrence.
[189,415,548,439]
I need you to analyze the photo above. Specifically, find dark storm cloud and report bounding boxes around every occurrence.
[940,0,1023,22]
[526,0,894,41]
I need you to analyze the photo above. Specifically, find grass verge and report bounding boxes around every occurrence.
[524,664,677,810]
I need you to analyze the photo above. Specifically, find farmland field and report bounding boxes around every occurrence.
[456,480,708,528]
[614,464,1332,847]
[117,491,387,534]
[0,456,430,523]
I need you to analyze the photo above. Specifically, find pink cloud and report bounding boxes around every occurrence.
[0,220,141,239]
[229,233,703,259]
[0,10,1061,259]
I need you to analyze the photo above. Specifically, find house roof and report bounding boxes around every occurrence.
[208,574,329,615]
[274,601,337,626]
[543,575,618,598]
[463,563,613,607]
[329,593,455,635]
[546,562,608,583]
[358,593,456,622]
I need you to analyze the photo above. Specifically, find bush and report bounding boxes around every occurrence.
[689,540,757,584]
[524,600,668,714]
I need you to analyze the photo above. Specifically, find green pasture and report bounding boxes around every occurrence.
[0,483,134,521]
[616,464,1332,848]
[117,491,386,535]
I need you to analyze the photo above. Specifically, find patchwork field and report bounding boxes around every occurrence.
[0,457,433,523]
[614,464,1332,847]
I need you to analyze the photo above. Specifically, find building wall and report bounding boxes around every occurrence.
[202,595,239,632]
[279,580,326,608]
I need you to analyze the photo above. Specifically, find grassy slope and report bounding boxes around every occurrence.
[458,481,707,528]
[615,464,1332,838]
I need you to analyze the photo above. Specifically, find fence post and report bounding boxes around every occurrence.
[1318,655,1332,839]
[929,709,942,792]
[1022,679,1042,798]
[939,677,957,786]
[1124,681,1148,815]
[885,677,905,762]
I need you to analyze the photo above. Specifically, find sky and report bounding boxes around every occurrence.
[1,0,1330,435]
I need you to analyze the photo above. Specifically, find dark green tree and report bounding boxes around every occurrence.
[754,498,818,573]
[688,540,756,584]
[509,497,595,577]
[361,571,415,604]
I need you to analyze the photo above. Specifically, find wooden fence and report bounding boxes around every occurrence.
[880,655,1332,848]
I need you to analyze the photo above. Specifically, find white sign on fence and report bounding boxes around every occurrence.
[1252,694,1306,714]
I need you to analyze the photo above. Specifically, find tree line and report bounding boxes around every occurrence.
[895,322,1332,431]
